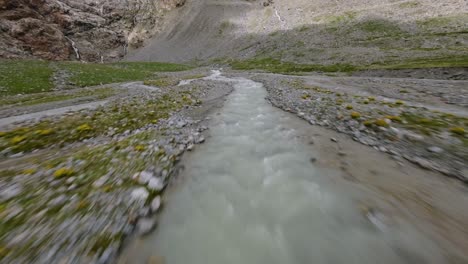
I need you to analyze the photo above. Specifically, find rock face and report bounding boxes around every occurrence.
[0,0,185,61]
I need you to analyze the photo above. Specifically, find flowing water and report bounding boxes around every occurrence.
[124,71,443,264]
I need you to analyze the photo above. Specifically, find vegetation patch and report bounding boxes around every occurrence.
[0,60,54,95]
[0,60,192,95]
[231,57,357,74]
[144,77,178,88]
[0,92,196,153]
[0,87,117,107]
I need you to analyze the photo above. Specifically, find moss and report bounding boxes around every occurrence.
[230,57,357,74]
[346,105,353,110]
[36,129,54,136]
[374,119,389,127]
[399,1,420,8]
[363,120,373,127]
[450,127,465,136]
[11,136,26,144]
[395,100,404,106]
[368,96,376,101]
[22,168,37,175]
[351,112,361,119]
[134,145,146,151]
[53,168,74,178]
[385,115,402,122]
[399,89,409,93]
[143,77,178,88]
[76,124,92,132]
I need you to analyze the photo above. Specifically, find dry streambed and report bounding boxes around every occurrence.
[0,72,231,263]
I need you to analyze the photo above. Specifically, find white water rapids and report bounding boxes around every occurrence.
[124,71,444,264]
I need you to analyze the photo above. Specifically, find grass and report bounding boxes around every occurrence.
[0,87,116,107]
[355,19,403,35]
[144,77,178,87]
[0,60,192,94]
[398,1,420,8]
[0,91,195,153]
[365,55,468,70]
[60,62,190,87]
[0,60,54,95]
[230,57,357,74]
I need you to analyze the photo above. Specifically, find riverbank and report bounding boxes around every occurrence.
[119,72,468,264]
[0,70,232,263]
[246,72,467,182]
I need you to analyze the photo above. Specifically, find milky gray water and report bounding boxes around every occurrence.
[124,71,443,264]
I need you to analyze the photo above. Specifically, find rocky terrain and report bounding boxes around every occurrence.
[127,0,467,74]
[0,68,232,263]
[248,73,468,181]
[0,0,467,263]
[0,0,185,61]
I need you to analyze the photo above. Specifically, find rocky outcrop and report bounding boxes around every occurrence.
[0,0,185,61]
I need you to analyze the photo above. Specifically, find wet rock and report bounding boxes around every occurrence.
[137,217,156,236]
[150,196,162,213]
[187,144,194,151]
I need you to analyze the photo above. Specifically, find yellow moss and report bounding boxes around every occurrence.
[368,96,376,101]
[363,120,373,127]
[11,135,26,144]
[76,200,89,210]
[350,112,361,119]
[0,246,9,258]
[374,119,389,127]
[336,99,344,104]
[23,168,37,175]
[134,145,146,151]
[346,105,353,110]
[450,127,465,136]
[395,100,404,105]
[301,94,311,100]
[77,124,92,132]
[102,185,113,193]
[53,167,74,178]
[0,131,6,137]
[385,115,402,122]
[36,129,54,136]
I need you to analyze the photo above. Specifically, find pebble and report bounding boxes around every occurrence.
[137,218,156,236]
[330,137,338,142]
[150,196,162,213]
[138,171,154,184]
[147,177,164,191]
[130,187,149,203]
[427,146,444,153]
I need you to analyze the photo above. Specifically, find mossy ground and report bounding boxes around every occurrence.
[0,88,199,154]
[0,60,192,95]
[0,87,117,107]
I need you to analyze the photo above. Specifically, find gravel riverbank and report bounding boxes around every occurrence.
[0,72,232,263]
[247,73,468,182]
